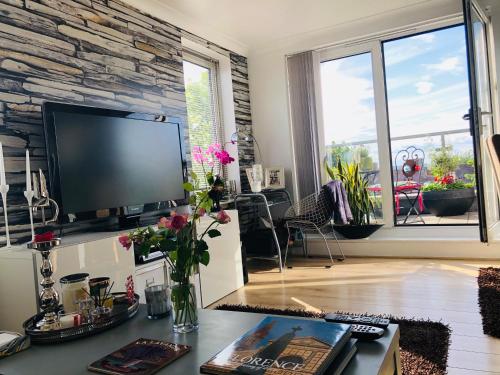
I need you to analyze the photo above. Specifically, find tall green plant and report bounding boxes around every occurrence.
[429,146,460,178]
[325,159,373,225]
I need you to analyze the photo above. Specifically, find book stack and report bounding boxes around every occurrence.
[200,316,357,375]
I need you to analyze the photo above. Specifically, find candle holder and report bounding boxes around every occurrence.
[24,189,35,242]
[28,238,61,331]
[0,184,10,247]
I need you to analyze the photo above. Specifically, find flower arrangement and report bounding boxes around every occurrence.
[423,146,475,192]
[118,143,235,332]
[422,175,474,192]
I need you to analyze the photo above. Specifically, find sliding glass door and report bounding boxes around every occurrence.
[317,10,498,236]
[383,25,478,226]
[463,0,498,242]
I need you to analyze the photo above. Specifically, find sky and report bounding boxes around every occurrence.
[320,25,473,167]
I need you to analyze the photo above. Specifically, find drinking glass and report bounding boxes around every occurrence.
[145,284,171,319]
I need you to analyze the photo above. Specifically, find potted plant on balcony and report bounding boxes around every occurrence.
[422,147,475,216]
[325,160,383,239]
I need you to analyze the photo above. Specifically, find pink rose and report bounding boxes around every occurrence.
[198,208,206,217]
[158,217,169,229]
[159,214,188,232]
[216,210,231,224]
[118,234,132,250]
[170,214,188,231]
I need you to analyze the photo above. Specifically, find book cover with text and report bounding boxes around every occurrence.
[88,338,190,375]
[201,316,351,375]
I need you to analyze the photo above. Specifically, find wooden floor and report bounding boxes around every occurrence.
[213,257,500,374]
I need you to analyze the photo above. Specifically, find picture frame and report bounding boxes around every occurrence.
[245,168,255,186]
[264,167,285,189]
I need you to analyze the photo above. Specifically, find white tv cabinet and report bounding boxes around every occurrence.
[0,210,243,332]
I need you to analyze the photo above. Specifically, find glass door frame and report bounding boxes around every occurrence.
[314,16,476,230]
[463,0,500,242]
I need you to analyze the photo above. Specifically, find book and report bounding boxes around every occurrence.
[88,338,190,375]
[325,339,357,375]
[201,316,351,375]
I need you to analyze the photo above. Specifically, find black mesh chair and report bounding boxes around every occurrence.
[283,188,344,268]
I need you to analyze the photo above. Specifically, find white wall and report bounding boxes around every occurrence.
[248,0,461,199]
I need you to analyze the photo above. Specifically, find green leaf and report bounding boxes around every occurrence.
[207,229,221,238]
[196,239,209,253]
[200,251,210,266]
[169,250,178,262]
[188,195,197,205]
[160,238,177,252]
[183,182,194,192]
[190,170,198,181]
[139,242,150,256]
[207,173,215,185]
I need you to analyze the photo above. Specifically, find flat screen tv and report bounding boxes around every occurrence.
[43,103,187,221]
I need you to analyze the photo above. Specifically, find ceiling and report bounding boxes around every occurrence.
[128,0,500,55]
[147,0,442,53]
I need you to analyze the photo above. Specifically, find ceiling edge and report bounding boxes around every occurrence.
[120,0,250,56]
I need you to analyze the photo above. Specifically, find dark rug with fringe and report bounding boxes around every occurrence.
[478,267,500,338]
[215,304,451,375]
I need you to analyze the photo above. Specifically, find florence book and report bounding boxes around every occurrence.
[200,316,351,375]
[88,338,190,375]
[325,339,357,375]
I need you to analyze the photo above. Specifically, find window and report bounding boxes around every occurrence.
[320,52,383,220]
[182,52,224,186]
[318,22,479,227]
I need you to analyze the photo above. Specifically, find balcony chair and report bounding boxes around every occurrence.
[283,188,345,268]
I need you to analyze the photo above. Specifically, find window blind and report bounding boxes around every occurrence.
[183,52,225,188]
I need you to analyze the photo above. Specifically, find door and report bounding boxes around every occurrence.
[463,0,497,242]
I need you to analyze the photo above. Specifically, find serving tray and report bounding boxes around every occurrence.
[23,294,139,344]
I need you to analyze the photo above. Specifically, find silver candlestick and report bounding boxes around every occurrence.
[28,238,61,330]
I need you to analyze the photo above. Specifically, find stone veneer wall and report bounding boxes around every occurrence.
[0,0,254,245]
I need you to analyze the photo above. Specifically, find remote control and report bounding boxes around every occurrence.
[350,325,385,341]
[324,313,390,328]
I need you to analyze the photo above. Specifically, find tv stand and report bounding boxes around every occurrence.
[118,204,144,228]
[118,214,141,229]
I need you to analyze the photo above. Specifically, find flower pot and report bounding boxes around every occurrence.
[334,224,383,239]
[170,282,198,333]
[422,188,475,217]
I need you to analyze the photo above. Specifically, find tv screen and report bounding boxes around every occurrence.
[45,106,186,215]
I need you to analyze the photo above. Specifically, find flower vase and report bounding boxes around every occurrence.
[170,282,198,333]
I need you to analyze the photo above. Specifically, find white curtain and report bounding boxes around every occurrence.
[287,51,322,200]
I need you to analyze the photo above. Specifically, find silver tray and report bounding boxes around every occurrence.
[23,294,139,344]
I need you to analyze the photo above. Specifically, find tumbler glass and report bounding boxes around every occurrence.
[145,284,171,319]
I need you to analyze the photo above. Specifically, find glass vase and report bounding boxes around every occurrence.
[170,282,198,333]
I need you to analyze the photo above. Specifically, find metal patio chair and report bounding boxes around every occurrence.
[283,188,345,268]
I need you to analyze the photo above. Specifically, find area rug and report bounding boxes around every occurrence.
[215,304,451,375]
[478,267,500,338]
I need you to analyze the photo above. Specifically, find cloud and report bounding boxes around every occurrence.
[411,34,436,43]
[320,60,377,145]
[424,56,463,72]
[415,81,434,94]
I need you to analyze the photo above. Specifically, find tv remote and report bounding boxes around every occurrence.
[324,313,390,328]
[350,325,385,341]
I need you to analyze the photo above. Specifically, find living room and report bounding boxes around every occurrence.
[0,0,500,374]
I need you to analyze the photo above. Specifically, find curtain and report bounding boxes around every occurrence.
[286,51,322,200]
